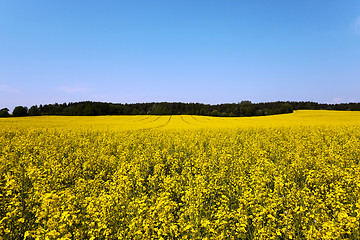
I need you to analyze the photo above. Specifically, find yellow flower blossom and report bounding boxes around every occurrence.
[1,110,360,239]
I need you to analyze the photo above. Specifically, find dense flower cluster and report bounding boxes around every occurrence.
[1,112,360,239]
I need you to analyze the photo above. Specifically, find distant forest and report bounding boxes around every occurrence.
[1,101,360,118]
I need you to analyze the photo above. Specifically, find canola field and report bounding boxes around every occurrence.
[1,110,360,239]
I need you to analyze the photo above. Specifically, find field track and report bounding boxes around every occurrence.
[2,110,360,131]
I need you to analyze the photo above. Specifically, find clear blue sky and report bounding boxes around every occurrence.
[1,0,360,110]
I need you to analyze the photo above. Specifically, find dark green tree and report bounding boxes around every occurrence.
[280,103,293,113]
[0,108,10,117]
[28,105,41,116]
[83,105,98,116]
[12,106,28,117]
[11,101,360,117]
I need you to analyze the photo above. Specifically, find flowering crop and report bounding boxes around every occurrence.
[1,110,360,239]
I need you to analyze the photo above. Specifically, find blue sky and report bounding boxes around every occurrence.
[1,1,360,110]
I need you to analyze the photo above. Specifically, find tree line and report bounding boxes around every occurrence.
[1,101,360,118]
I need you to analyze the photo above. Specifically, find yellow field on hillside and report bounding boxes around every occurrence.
[1,110,360,239]
[1,110,360,131]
